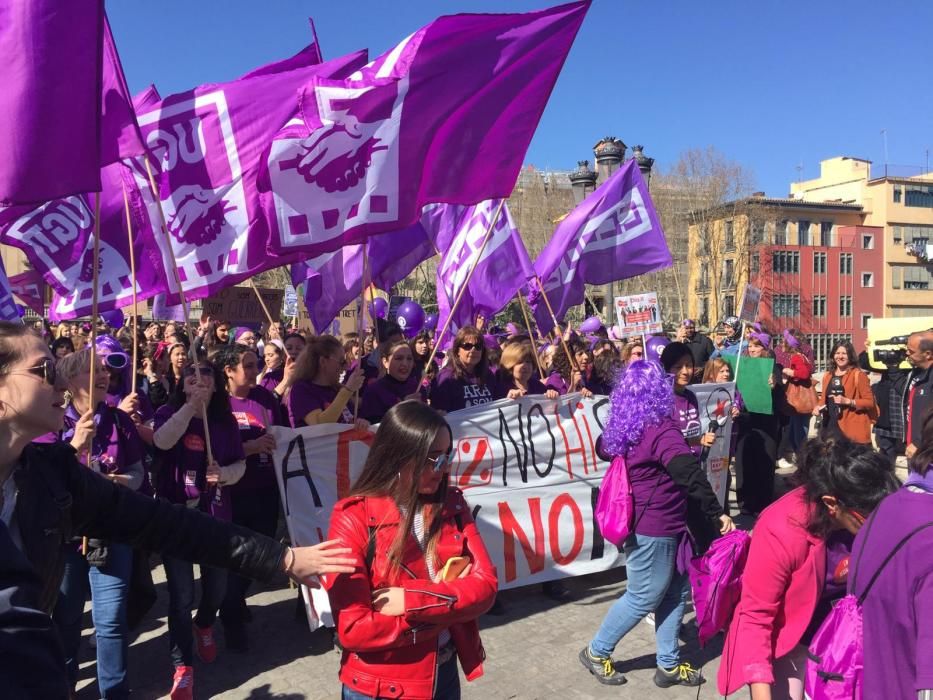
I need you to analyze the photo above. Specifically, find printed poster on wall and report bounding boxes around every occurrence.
[614,292,662,336]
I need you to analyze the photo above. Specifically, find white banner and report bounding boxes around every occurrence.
[270,394,723,628]
[686,382,736,507]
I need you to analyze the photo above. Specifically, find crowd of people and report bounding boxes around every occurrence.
[2,310,930,699]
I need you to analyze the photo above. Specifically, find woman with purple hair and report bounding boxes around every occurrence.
[579,361,733,689]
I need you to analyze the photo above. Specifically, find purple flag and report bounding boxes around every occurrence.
[0,1,104,204]
[263,2,588,261]
[132,84,161,112]
[239,19,323,79]
[434,200,535,344]
[132,50,368,303]
[531,160,672,333]
[292,222,434,332]
[0,259,23,323]
[8,269,45,315]
[100,14,147,164]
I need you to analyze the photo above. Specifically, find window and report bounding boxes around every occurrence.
[862,234,874,250]
[723,259,735,287]
[773,220,788,245]
[861,272,874,287]
[751,253,760,274]
[860,314,872,329]
[894,225,902,243]
[840,296,852,317]
[820,221,833,246]
[722,295,735,318]
[698,297,709,327]
[894,185,902,203]
[798,220,811,246]
[773,294,800,317]
[772,251,800,273]
[896,224,933,246]
[750,220,765,244]
[840,253,853,274]
[813,251,827,274]
[724,220,734,250]
[697,265,710,291]
[896,265,933,290]
[905,184,933,208]
[812,295,827,318]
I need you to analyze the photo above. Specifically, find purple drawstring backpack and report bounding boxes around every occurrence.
[594,455,633,546]
[805,511,933,700]
[687,529,750,646]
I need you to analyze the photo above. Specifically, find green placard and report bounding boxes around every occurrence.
[723,354,774,415]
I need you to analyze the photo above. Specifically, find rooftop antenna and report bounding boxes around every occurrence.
[881,128,889,177]
[795,161,804,182]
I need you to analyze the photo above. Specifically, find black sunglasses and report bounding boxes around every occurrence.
[15,358,58,386]
[459,342,482,352]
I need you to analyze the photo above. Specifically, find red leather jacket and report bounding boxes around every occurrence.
[324,488,498,699]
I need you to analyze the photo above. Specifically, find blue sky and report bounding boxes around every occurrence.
[109,0,933,198]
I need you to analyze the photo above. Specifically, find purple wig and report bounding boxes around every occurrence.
[601,360,674,456]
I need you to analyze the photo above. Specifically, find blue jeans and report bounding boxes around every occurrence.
[163,555,227,667]
[589,533,689,669]
[787,414,811,453]
[53,543,133,699]
[341,654,461,699]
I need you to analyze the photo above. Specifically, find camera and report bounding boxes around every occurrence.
[872,346,907,367]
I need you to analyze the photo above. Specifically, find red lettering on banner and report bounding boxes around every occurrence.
[499,497,544,582]
[576,402,600,472]
[552,403,589,479]
[455,437,492,489]
[548,493,584,565]
[336,429,375,498]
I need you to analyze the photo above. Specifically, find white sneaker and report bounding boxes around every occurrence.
[644,612,655,627]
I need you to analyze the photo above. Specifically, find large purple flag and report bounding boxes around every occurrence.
[131,50,367,303]
[100,14,147,164]
[263,2,588,261]
[0,259,23,323]
[434,200,535,344]
[0,1,104,204]
[531,160,672,333]
[239,19,323,79]
[8,269,45,315]
[292,223,434,332]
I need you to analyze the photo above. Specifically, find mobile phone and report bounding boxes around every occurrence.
[439,556,470,581]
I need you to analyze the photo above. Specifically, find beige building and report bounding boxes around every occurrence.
[791,156,933,317]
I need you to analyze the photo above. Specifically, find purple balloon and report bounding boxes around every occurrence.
[645,335,671,362]
[396,301,425,336]
[369,297,388,319]
[423,313,438,331]
[101,308,125,328]
[15,304,25,318]
[579,316,603,333]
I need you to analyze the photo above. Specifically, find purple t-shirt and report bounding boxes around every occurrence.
[61,403,144,478]
[259,367,284,394]
[358,374,424,423]
[621,417,692,537]
[430,367,497,413]
[672,390,702,456]
[230,386,283,492]
[851,485,933,698]
[286,379,354,428]
[153,404,244,521]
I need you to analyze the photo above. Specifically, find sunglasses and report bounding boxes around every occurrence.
[11,358,58,386]
[459,343,481,352]
[426,452,452,473]
[183,365,214,377]
[102,352,129,370]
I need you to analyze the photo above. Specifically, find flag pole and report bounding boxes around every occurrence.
[534,275,579,374]
[82,192,102,557]
[517,290,546,380]
[248,279,276,330]
[353,241,371,421]
[144,158,214,465]
[120,181,139,396]
[422,199,506,374]
[733,321,747,384]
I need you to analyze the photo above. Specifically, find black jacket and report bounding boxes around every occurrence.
[11,441,287,614]
[903,365,933,446]
[683,333,715,369]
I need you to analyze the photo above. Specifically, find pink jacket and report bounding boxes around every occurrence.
[718,487,826,694]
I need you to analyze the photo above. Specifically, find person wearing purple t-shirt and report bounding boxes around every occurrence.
[52,348,146,699]
[430,326,499,413]
[286,335,368,431]
[215,343,286,651]
[359,339,425,423]
[544,338,595,398]
[258,339,286,394]
[853,413,933,700]
[580,360,733,689]
[153,360,246,685]
[495,342,559,399]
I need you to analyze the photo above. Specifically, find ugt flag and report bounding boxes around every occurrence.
[532,160,672,333]
[434,200,535,345]
[264,1,588,260]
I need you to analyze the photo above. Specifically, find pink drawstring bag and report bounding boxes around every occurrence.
[594,456,633,547]
[688,529,750,646]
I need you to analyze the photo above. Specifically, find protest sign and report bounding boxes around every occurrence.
[687,382,736,506]
[151,293,187,322]
[723,355,774,414]
[738,284,762,324]
[614,292,662,336]
[201,286,283,326]
[283,285,298,318]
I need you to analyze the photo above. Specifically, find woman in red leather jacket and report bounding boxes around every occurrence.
[324,400,498,700]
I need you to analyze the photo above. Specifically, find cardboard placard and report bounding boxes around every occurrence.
[201,286,283,327]
[738,284,762,324]
[283,285,299,318]
[614,292,662,336]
